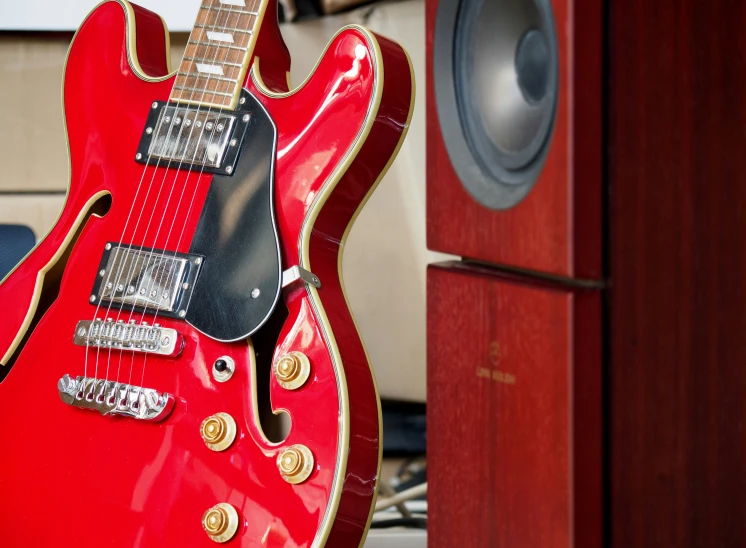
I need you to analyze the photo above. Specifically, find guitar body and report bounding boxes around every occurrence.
[0,2,413,546]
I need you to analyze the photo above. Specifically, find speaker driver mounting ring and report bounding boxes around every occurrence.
[434,0,559,210]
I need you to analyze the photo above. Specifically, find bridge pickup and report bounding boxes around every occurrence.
[73,319,182,357]
[135,100,250,176]
[90,243,202,319]
[58,374,174,422]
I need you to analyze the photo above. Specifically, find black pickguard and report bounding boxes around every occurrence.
[186,90,281,342]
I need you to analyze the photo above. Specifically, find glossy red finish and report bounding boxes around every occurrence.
[0,1,413,547]
[252,0,291,93]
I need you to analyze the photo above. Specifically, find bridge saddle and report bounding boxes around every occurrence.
[73,319,182,357]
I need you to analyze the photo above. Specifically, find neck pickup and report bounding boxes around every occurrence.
[135,99,251,176]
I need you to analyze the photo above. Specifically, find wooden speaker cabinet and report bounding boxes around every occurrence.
[427,0,746,546]
[428,263,601,547]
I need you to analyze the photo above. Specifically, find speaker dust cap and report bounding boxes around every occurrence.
[434,0,559,210]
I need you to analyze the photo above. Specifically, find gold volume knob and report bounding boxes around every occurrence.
[200,412,237,452]
[274,351,311,390]
[277,444,314,484]
[202,502,239,543]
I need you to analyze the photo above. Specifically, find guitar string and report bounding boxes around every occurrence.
[87,1,231,402]
[100,100,199,378]
[86,111,187,403]
[104,0,233,399]
[88,48,210,392]
[116,0,248,406]
[133,1,251,396]
[82,46,198,402]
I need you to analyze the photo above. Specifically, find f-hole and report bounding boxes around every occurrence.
[253,301,290,443]
[0,192,112,381]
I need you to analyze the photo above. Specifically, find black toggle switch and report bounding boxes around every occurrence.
[214,359,228,373]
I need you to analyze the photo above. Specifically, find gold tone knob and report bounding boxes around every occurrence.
[274,351,311,390]
[200,412,237,452]
[277,444,314,484]
[202,502,239,543]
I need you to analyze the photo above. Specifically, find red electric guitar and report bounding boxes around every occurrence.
[0,0,413,545]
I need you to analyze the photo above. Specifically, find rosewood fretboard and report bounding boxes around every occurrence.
[171,0,267,109]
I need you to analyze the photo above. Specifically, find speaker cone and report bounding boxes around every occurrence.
[434,0,558,209]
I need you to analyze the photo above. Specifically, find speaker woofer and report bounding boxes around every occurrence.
[434,0,558,210]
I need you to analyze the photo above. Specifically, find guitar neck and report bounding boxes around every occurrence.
[170,0,270,109]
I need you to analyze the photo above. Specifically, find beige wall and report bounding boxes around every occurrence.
[0,0,452,402]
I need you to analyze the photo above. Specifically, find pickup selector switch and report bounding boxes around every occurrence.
[212,356,235,382]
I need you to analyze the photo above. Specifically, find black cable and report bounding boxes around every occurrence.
[370,518,427,530]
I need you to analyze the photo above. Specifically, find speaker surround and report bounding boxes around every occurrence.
[434,0,558,209]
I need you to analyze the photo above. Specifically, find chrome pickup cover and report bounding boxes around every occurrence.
[58,374,174,421]
[90,243,202,319]
[135,101,251,176]
[73,319,182,357]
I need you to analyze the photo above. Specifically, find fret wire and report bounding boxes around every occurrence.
[184,48,246,66]
[195,23,254,34]
[172,85,234,97]
[177,72,239,84]
[199,5,258,15]
[173,98,232,107]
[183,56,243,68]
[187,39,248,51]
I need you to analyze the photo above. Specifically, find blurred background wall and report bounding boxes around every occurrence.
[0,0,452,403]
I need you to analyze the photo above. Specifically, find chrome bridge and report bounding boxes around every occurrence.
[58,375,174,421]
[135,100,251,176]
[90,243,203,319]
[73,319,182,357]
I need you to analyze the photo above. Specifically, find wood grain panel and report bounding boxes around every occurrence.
[608,0,746,545]
[427,262,602,548]
[425,0,603,280]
